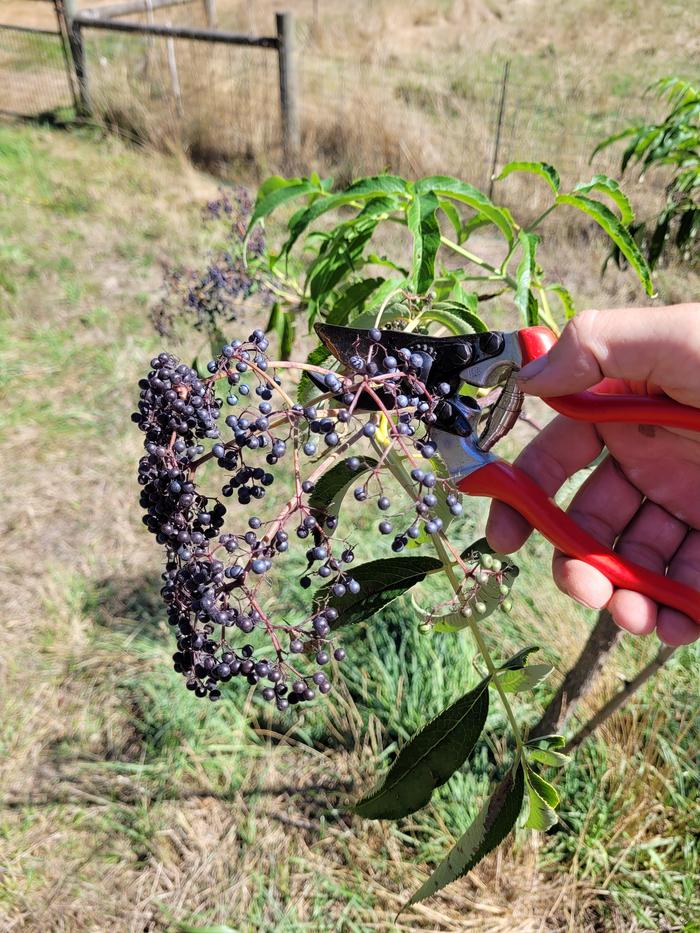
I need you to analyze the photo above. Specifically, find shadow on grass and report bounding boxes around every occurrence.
[85,571,166,642]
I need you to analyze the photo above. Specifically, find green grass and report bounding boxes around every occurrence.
[0,122,698,931]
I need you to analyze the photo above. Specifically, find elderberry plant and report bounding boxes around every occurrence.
[138,164,652,910]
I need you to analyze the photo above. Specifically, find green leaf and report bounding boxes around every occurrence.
[307,456,378,535]
[315,555,442,628]
[429,299,487,333]
[527,733,566,750]
[247,177,322,235]
[546,283,576,319]
[416,176,515,244]
[349,278,410,328]
[590,126,638,160]
[325,277,385,325]
[296,343,333,405]
[498,645,540,671]
[280,313,295,360]
[407,188,441,294]
[573,174,635,226]
[402,762,525,911]
[438,197,463,239]
[524,765,559,831]
[514,231,539,325]
[496,161,560,195]
[355,677,490,820]
[284,188,403,257]
[555,194,654,295]
[495,663,553,694]
[528,748,570,768]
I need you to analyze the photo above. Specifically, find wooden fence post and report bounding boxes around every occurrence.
[203,0,217,28]
[57,0,91,117]
[276,11,299,162]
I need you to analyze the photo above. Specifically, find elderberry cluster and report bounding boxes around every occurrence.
[151,187,271,338]
[135,325,475,710]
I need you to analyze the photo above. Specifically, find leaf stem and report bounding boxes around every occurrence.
[526,204,556,233]
[440,236,518,289]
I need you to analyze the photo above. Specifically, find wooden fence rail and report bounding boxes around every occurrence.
[60,4,299,159]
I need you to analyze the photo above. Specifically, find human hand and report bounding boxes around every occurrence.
[487,303,700,646]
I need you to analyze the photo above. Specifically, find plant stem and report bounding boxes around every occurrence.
[526,205,556,233]
[432,533,524,752]
[440,236,517,289]
[382,448,524,752]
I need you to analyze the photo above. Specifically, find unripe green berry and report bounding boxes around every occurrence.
[480,553,493,569]
[474,601,487,615]
[501,598,513,613]
[499,583,510,596]
[418,622,432,635]
[491,558,502,572]
[477,571,490,585]
[460,606,473,618]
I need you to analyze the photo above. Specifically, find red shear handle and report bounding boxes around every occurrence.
[518,326,700,431]
[458,460,700,623]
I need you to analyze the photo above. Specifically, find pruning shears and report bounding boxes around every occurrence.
[314,322,700,624]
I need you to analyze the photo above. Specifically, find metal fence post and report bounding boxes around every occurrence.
[276,12,300,162]
[488,60,510,198]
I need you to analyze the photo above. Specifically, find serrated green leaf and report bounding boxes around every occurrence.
[296,343,333,405]
[415,176,515,243]
[528,748,570,767]
[573,174,634,226]
[402,762,525,911]
[514,230,539,325]
[247,178,322,236]
[281,180,405,256]
[495,663,553,694]
[355,677,490,820]
[546,283,576,319]
[407,188,441,294]
[429,299,487,333]
[555,193,654,295]
[524,765,559,830]
[307,456,378,535]
[325,277,386,325]
[315,555,442,628]
[498,645,539,671]
[496,161,560,194]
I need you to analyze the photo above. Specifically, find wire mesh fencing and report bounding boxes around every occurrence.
[80,24,281,162]
[0,21,75,117]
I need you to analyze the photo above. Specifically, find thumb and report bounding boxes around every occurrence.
[516,304,700,403]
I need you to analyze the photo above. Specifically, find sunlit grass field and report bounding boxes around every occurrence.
[0,123,698,931]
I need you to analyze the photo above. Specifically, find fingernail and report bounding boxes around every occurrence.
[517,353,549,383]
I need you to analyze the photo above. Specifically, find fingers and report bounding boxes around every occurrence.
[517,304,700,407]
[551,456,644,611]
[657,532,700,646]
[606,502,688,635]
[486,415,603,552]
